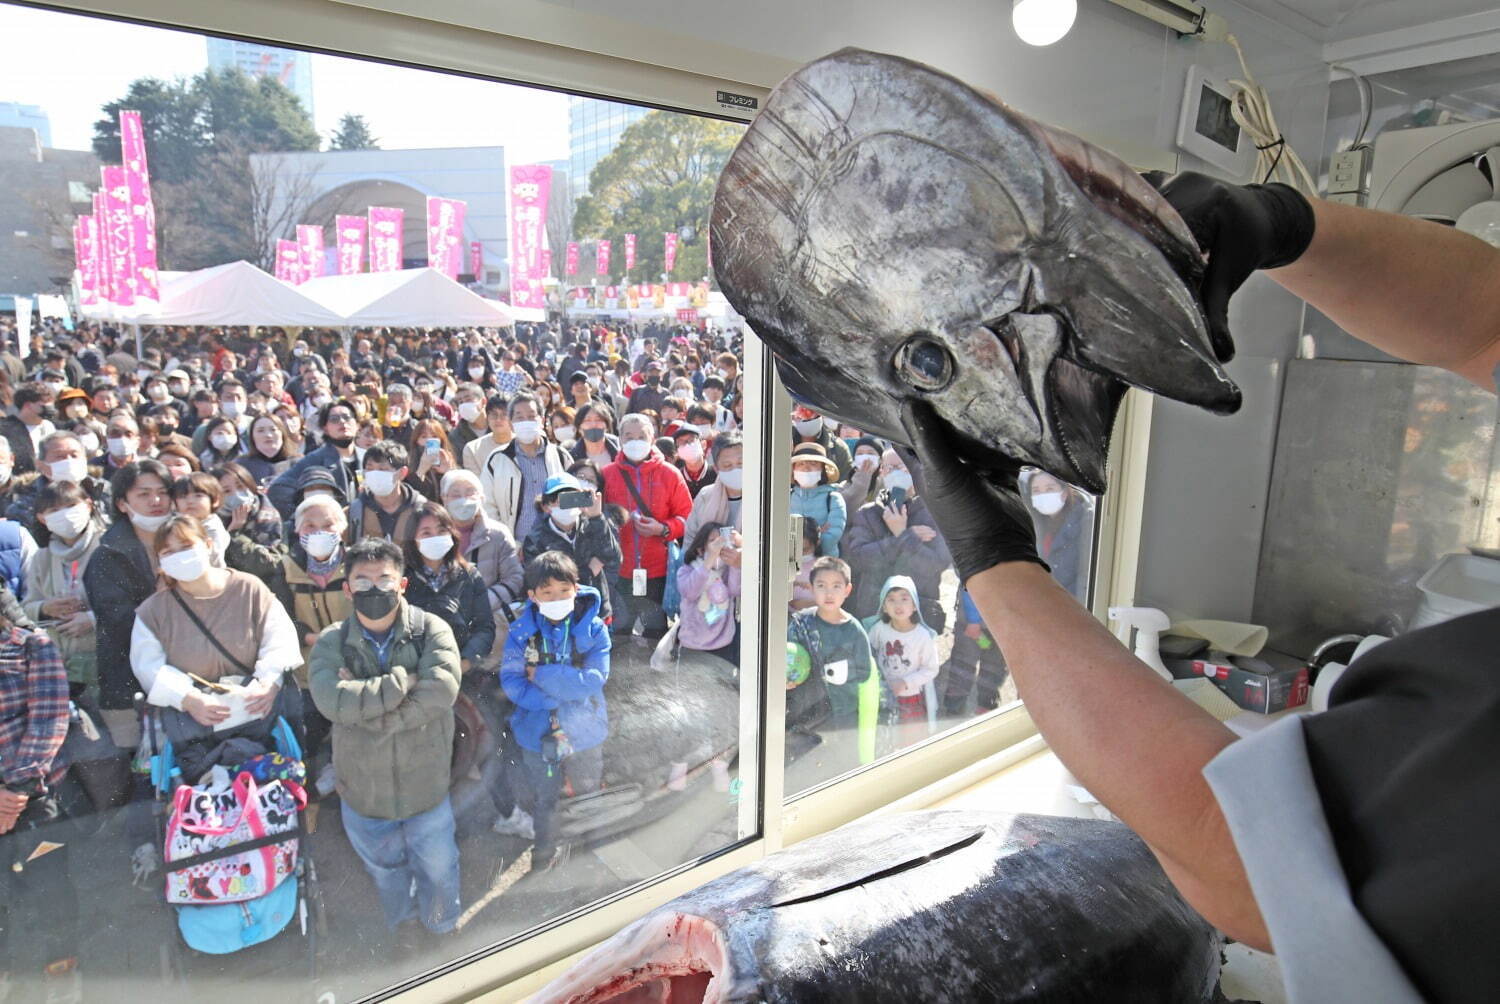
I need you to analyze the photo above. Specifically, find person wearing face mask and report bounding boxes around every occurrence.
[842,448,951,633]
[1,384,56,476]
[790,404,853,483]
[268,399,362,521]
[0,439,19,517]
[169,472,232,569]
[308,537,463,946]
[401,503,498,676]
[671,426,716,499]
[210,461,287,580]
[1024,471,1088,602]
[698,376,737,433]
[789,443,847,560]
[440,469,523,650]
[570,403,620,472]
[379,384,418,453]
[480,393,569,543]
[54,387,100,443]
[601,414,693,641]
[523,474,620,623]
[549,406,577,454]
[841,436,885,514]
[197,415,242,471]
[95,411,141,474]
[625,360,671,417]
[683,431,745,550]
[5,432,111,540]
[349,441,427,551]
[460,393,514,477]
[448,384,490,459]
[83,460,173,746]
[213,378,252,438]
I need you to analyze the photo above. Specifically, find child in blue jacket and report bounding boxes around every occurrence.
[500,549,612,866]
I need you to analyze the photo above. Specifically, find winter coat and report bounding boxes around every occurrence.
[601,452,692,579]
[271,548,353,682]
[83,517,158,710]
[683,480,743,552]
[843,491,952,633]
[461,515,524,613]
[347,484,428,548]
[523,513,621,622]
[570,435,620,469]
[500,586,611,754]
[790,483,847,558]
[0,520,31,601]
[307,602,461,820]
[267,443,357,520]
[839,463,880,514]
[237,453,288,489]
[480,440,569,534]
[676,460,717,499]
[1033,503,1089,601]
[676,559,740,652]
[403,562,499,669]
[5,473,111,537]
[22,526,101,688]
[0,415,40,474]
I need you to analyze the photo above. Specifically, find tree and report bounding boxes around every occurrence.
[91,68,321,267]
[329,113,379,151]
[571,111,741,285]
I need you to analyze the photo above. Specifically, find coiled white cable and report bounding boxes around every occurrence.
[1223,32,1318,196]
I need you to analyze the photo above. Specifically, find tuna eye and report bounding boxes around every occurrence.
[895,335,954,392]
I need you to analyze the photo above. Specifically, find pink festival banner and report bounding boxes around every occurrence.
[296,225,325,281]
[469,241,483,281]
[508,165,553,310]
[92,192,113,305]
[541,247,552,277]
[596,240,611,277]
[624,233,637,272]
[368,207,404,272]
[76,214,100,306]
[663,231,679,274]
[275,239,304,284]
[565,242,579,275]
[335,215,366,275]
[426,197,467,279]
[100,166,137,305]
[118,110,159,300]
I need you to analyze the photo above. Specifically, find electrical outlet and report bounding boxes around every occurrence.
[1328,147,1370,199]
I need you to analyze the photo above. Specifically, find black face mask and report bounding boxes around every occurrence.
[352,585,400,619]
[325,434,355,449]
[582,428,606,444]
[646,375,661,388]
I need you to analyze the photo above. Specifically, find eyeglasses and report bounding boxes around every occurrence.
[350,576,400,592]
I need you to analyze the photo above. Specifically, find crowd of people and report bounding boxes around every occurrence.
[0,312,1087,994]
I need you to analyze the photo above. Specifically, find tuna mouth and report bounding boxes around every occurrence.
[1046,356,1125,496]
[546,913,728,1004]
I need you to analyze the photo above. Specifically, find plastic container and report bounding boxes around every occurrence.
[1411,552,1500,630]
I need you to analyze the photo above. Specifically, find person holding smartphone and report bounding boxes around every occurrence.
[524,474,621,624]
[842,448,951,633]
[675,522,742,669]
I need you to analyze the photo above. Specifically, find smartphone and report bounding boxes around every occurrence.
[555,489,593,510]
[887,486,908,509]
[718,526,735,544]
[423,437,441,456]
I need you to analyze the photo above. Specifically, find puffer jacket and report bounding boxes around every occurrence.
[601,452,692,578]
[500,586,610,754]
[523,514,621,621]
[271,547,353,683]
[307,602,460,820]
[403,562,498,669]
[790,482,847,558]
[843,491,952,633]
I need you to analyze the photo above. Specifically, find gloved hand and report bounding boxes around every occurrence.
[1146,171,1316,363]
[896,400,1048,585]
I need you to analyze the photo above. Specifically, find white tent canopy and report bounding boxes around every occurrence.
[298,268,514,328]
[81,260,346,327]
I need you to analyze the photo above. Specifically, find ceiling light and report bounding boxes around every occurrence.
[1012,0,1078,46]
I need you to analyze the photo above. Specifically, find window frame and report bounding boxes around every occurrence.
[24,2,1159,997]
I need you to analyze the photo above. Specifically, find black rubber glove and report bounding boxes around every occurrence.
[896,400,1048,585]
[1146,170,1316,363]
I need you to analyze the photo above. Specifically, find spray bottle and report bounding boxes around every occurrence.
[1108,607,1173,682]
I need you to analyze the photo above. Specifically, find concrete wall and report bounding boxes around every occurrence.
[0,126,100,294]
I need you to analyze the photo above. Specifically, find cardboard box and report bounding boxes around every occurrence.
[1191,657,1309,714]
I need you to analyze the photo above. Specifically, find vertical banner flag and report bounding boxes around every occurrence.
[275,239,304,283]
[541,246,552,277]
[596,239,611,276]
[426,196,467,279]
[565,242,579,275]
[296,224,325,281]
[664,231,679,274]
[335,215,366,275]
[76,214,100,306]
[469,241,483,281]
[368,207,404,272]
[508,165,553,310]
[100,166,137,305]
[118,110,159,300]
[624,233,637,272]
[14,297,32,359]
[92,192,113,305]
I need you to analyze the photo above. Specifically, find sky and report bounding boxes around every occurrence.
[0,2,571,163]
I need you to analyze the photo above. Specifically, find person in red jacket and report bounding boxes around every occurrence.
[601,413,692,640]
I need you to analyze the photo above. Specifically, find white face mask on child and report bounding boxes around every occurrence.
[538,597,574,621]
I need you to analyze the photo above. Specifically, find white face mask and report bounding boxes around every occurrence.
[882,469,914,494]
[417,534,454,560]
[312,393,332,409]
[554,426,576,445]
[128,506,171,533]
[221,400,243,419]
[77,432,100,455]
[160,542,209,582]
[677,440,703,465]
[550,506,579,530]
[43,503,91,539]
[854,453,880,472]
[468,365,486,379]
[794,469,823,489]
[693,424,714,439]
[445,496,480,522]
[537,596,575,622]
[793,417,824,439]
[363,469,397,497]
[210,431,237,452]
[457,400,482,423]
[50,456,87,484]
[718,467,743,492]
[622,439,651,463]
[513,420,542,444]
[300,530,340,560]
[107,436,135,458]
[1031,491,1066,516]
[148,386,169,403]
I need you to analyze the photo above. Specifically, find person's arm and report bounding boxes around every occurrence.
[130,617,195,710]
[967,562,1267,949]
[490,525,525,608]
[355,618,461,732]
[459,572,496,664]
[1272,200,1500,387]
[499,623,558,710]
[306,628,413,724]
[252,596,303,682]
[1,634,69,791]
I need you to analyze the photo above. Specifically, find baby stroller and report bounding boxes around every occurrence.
[135,694,327,984]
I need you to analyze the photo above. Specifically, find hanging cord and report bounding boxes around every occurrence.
[1221,33,1319,196]
[1330,62,1373,150]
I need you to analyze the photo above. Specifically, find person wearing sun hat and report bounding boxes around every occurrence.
[789,441,847,558]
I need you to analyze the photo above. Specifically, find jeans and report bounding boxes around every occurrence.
[942,619,1009,715]
[611,575,667,638]
[341,797,461,934]
[520,745,604,857]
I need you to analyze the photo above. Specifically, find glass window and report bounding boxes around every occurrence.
[0,5,759,1001]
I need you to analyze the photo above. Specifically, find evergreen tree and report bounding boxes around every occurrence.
[329,113,380,151]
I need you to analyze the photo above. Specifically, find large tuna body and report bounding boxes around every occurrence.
[536,810,1226,1002]
[712,48,1242,494]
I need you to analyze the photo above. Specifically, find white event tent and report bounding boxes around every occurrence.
[81,260,346,327]
[298,268,515,328]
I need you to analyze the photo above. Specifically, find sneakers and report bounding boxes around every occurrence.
[492,806,535,840]
[315,763,338,798]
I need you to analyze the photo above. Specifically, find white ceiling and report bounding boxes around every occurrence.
[1231,0,1500,42]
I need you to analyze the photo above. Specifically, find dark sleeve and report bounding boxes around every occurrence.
[83,548,147,709]
[267,457,305,520]
[460,570,496,663]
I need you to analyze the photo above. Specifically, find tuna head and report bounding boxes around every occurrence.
[712,48,1240,494]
